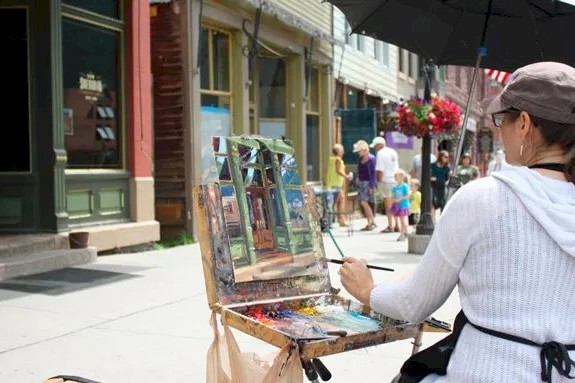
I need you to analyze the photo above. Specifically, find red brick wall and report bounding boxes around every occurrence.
[150,4,186,236]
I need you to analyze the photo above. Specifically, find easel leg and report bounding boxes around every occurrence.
[411,329,424,355]
[301,358,332,382]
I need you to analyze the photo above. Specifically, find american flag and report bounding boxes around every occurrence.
[485,69,511,85]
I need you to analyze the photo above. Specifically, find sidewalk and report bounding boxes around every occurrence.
[0,218,460,383]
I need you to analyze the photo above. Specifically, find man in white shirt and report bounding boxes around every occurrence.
[371,136,399,232]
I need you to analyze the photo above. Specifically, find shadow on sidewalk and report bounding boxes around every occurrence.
[0,266,147,298]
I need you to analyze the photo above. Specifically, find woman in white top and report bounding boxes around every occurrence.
[340,61,575,383]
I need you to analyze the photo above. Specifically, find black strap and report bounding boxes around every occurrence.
[463,312,575,382]
[528,163,566,172]
[48,377,102,383]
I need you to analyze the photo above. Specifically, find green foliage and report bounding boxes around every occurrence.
[154,234,194,249]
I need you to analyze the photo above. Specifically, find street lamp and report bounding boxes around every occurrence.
[416,59,435,235]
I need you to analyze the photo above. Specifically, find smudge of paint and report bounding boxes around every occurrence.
[240,300,387,339]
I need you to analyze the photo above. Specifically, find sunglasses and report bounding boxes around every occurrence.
[491,108,520,127]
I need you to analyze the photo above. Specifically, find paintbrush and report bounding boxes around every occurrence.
[326,258,394,272]
[319,218,394,272]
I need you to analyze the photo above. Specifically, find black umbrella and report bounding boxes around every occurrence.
[330,0,575,73]
[328,0,575,234]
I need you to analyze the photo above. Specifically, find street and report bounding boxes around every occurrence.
[0,220,460,383]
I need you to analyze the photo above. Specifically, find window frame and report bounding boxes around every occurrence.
[61,3,125,171]
[306,67,321,181]
[200,24,233,112]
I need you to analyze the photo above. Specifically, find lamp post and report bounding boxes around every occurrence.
[416,59,435,235]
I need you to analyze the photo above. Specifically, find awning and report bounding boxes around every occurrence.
[485,69,510,86]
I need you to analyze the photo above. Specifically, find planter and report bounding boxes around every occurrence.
[69,231,90,249]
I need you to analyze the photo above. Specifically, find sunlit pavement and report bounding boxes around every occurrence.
[0,217,460,383]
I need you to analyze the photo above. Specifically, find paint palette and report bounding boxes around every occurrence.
[194,136,425,359]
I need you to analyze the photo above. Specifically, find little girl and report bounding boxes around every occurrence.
[390,169,411,241]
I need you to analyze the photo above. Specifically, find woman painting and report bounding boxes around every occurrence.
[339,61,575,382]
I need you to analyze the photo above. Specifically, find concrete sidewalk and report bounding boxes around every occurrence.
[0,218,460,383]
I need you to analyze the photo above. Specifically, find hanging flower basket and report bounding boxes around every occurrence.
[395,96,463,138]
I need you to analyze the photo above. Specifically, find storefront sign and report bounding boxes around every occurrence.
[79,72,103,101]
[385,131,414,150]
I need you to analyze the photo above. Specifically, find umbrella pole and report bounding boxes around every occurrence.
[446,49,486,201]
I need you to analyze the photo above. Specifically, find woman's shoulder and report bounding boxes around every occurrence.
[447,176,505,208]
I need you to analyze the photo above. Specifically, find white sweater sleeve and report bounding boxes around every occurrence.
[369,181,485,323]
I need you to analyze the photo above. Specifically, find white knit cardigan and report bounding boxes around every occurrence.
[370,167,575,382]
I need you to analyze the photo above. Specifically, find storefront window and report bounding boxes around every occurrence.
[62,19,122,168]
[200,26,230,92]
[63,0,120,19]
[306,115,319,181]
[306,68,321,181]
[201,26,232,162]
[259,57,286,118]
[307,68,319,113]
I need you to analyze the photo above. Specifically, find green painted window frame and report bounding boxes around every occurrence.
[62,2,130,225]
[61,2,126,170]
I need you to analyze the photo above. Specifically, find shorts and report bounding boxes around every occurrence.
[357,181,376,204]
[390,202,410,217]
[377,182,395,198]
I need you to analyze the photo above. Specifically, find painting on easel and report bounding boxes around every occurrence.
[194,135,447,365]
[210,136,321,283]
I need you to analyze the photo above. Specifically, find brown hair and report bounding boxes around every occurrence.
[437,150,450,165]
[508,112,575,184]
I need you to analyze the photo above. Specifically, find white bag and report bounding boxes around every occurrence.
[206,312,303,383]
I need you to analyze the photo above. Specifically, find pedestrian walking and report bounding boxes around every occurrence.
[454,152,479,185]
[353,140,376,231]
[371,136,399,233]
[390,169,410,241]
[430,150,451,220]
[325,143,352,227]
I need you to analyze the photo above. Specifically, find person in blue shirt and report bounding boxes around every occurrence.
[390,169,411,241]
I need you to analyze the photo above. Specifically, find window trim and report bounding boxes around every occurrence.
[61,7,126,170]
[306,67,322,181]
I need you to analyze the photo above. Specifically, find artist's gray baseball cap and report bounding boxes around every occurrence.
[483,61,575,125]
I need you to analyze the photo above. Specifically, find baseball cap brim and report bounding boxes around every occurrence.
[481,93,511,115]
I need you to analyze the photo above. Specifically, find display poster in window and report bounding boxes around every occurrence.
[79,72,103,101]
[201,106,231,183]
[63,108,74,135]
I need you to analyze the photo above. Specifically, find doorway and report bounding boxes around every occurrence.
[0,7,30,172]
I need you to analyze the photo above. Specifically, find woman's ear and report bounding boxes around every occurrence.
[519,111,534,139]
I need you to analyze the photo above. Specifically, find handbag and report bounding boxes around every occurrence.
[397,311,467,383]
